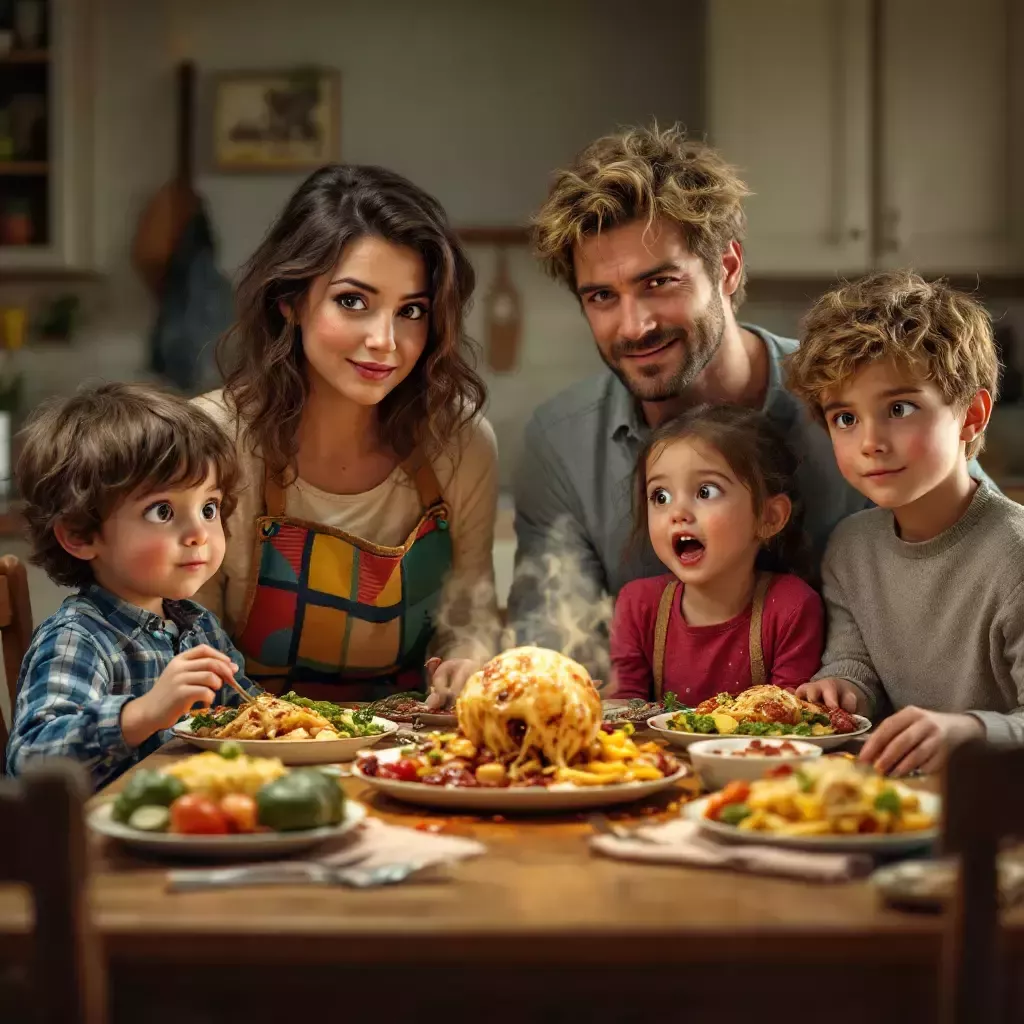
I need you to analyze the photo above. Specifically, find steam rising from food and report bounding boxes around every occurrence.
[433,517,613,686]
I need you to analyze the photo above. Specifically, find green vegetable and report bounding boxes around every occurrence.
[687,714,717,734]
[662,692,681,713]
[719,803,752,826]
[256,770,345,831]
[795,770,814,793]
[737,720,772,737]
[790,723,812,737]
[218,741,243,760]
[874,788,902,816]
[801,710,831,727]
[715,692,733,706]
[127,805,170,832]
[427,748,444,764]
[279,691,384,737]
[112,771,187,824]
[189,707,240,732]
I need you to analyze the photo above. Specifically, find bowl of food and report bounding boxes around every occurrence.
[88,743,366,858]
[688,736,822,790]
[354,646,688,811]
[647,684,871,751]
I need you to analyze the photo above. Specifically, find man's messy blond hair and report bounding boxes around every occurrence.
[788,271,1000,458]
[532,124,752,308]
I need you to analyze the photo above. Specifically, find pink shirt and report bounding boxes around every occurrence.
[611,573,825,704]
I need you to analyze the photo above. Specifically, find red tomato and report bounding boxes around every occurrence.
[220,793,258,834]
[379,758,421,783]
[169,794,230,835]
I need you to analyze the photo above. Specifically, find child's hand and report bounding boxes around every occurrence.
[858,706,984,776]
[795,677,863,713]
[121,645,238,745]
[425,658,480,710]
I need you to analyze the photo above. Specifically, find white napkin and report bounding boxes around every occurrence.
[166,818,485,891]
[591,818,872,882]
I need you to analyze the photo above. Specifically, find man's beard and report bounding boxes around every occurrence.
[601,293,726,404]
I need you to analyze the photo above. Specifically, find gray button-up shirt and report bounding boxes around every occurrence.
[507,325,993,663]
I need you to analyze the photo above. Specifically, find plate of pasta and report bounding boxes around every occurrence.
[647,684,871,751]
[353,646,688,811]
[172,692,398,764]
[684,757,940,852]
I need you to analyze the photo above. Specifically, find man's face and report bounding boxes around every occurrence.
[572,218,727,403]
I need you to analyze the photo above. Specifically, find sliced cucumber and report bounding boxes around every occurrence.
[127,805,171,832]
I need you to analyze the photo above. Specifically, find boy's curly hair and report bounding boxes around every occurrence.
[532,123,751,307]
[788,271,1000,458]
[16,382,240,588]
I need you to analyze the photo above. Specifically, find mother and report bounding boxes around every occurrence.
[197,164,498,702]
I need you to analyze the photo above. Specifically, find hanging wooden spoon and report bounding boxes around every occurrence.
[486,247,522,373]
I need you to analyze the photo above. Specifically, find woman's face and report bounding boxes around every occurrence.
[294,235,432,406]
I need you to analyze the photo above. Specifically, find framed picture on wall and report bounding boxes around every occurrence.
[211,68,340,172]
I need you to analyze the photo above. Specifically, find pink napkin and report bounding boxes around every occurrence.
[318,817,485,869]
[591,818,871,882]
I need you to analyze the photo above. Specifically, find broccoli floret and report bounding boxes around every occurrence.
[689,714,718,734]
[719,802,752,826]
[715,692,734,706]
[736,720,772,736]
[874,788,902,816]
[790,723,812,736]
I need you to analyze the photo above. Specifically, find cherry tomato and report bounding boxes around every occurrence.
[379,758,420,783]
[169,794,230,835]
[220,793,258,833]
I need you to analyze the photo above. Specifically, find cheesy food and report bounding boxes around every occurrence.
[456,646,602,770]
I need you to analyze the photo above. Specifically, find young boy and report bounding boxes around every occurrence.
[788,270,1024,776]
[6,382,256,789]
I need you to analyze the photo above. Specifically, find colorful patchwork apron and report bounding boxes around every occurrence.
[234,456,452,700]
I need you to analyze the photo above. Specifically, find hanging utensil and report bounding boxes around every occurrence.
[485,247,522,373]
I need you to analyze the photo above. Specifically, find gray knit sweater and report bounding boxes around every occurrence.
[814,484,1024,744]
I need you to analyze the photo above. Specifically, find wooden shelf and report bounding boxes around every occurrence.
[0,161,48,176]
[0,50,49,64]
[458,227,532,246]
[0,267,101,283]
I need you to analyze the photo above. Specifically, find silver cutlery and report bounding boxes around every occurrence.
[588,814,660,844]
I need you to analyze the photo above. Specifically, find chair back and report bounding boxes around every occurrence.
[0,554,33,775]
[941,739,1024,1024]
[0,759,108,1024]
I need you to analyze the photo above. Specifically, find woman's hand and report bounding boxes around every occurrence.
[795,677,864,714]
[426,658,480,709]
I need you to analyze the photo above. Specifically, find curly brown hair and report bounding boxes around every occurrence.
[218,164,486,483]
[533,124,751,308]
[630,404,810,579]
[788,270,1000,458]
[16,382,240,589]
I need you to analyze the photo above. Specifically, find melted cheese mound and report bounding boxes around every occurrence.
[456,646,601,773]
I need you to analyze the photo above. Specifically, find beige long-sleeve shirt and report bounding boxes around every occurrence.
[194,390,499,662]
[814,484,1024,744]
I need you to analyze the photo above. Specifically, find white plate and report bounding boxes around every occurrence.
[353,746,690,812]
[88,800,367,860]
[171,715,398,764]
[688,737,823,790]
[646,712,873,751]
[684,792,940,852]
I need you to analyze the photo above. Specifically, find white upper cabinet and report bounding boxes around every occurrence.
[878,0,1024,272]
[707,0,1024,275]
[707,0,871,275]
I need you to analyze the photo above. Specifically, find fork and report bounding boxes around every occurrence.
[167,857,428,892]
[588,814,660,844]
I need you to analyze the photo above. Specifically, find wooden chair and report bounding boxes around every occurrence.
[0,554,33,775]
[941,740,1024,1024]
[0,759,108,1024]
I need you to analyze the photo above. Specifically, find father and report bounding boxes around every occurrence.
[507,124,992,664]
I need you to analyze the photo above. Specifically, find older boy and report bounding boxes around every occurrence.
[790,272,1024,775]
[7,383,256,788]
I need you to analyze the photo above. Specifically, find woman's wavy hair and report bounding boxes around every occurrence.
[219,164,486,482]
[630,404,811,579]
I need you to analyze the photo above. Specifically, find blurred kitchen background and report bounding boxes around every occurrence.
[1,0,1023,633]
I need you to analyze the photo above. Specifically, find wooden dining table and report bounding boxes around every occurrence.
[1,735,1022,1024]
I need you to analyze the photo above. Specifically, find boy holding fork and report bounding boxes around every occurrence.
[7,383,257,788]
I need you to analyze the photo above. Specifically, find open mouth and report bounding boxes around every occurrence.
[672,534,705,565]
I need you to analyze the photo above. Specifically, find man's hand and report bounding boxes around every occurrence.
[858,706,984,776]
[121,645,237,746]
[426,658,480,710]
[795,677,863,714]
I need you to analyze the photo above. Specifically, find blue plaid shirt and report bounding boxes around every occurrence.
[6,584,257,789]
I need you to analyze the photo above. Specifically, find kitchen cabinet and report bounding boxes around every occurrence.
[0,0,95,272]
[707,0,1024,276]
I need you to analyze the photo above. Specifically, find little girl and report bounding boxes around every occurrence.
[611,404,824,704]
